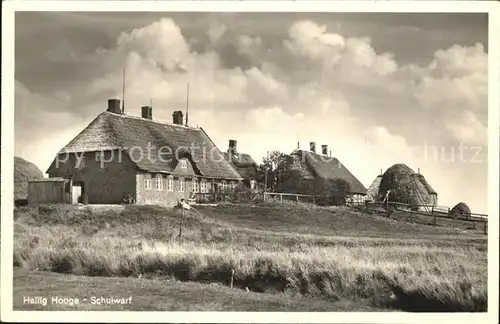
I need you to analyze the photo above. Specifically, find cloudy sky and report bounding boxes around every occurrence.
[15,12,488,213]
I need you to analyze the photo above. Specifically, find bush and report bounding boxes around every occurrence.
[225,183,253,203]
[316,178,352,206]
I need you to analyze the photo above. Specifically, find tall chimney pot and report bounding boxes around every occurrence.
[321,145,328,155]
[107,99,122,114]
[141,106,152,120]
[228,140,237,154]
[173,111,184,125]
[309,142,316,153]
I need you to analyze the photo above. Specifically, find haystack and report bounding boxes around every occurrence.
[450,202,471,218]
[14,156,43,201]
[377,164,436,206]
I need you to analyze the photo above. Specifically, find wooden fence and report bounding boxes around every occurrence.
[348,200,488,234]
[263,192,316,204]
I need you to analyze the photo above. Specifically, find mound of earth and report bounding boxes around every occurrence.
[14,156,44,200]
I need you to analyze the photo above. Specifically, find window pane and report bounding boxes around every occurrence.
[167,176,173,191]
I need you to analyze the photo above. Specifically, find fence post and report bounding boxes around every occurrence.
[312,196,315,204]
[280,194,283,203]
[296,195,299,203]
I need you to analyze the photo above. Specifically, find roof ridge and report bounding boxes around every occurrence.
[103,111,201,131]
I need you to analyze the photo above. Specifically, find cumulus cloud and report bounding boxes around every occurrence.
[15,17,488,212]
[207,21,228,45]
[237,35,262,58]
[15,81,89,171]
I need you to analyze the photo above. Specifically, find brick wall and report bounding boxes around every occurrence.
[135,173,240,206]
[136,173,193,206]
[47,150,137,204]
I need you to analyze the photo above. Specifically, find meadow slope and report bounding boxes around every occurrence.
[13,203,487,312]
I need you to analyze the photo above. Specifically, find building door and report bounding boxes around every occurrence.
[72,185,82,204]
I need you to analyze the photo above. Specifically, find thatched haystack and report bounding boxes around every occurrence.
[450,202,471,218]
[377,164,436,207]
[14,156,44,202]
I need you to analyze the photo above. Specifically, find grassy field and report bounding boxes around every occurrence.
[13,202,488,312]
[13,269,381,311]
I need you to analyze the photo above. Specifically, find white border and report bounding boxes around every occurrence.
[1,1,499,323]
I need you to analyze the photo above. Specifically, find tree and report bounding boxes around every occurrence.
[257,150,292,192]
[317,178,352,206]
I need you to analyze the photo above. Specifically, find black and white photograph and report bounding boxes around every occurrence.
[1,1,499,323]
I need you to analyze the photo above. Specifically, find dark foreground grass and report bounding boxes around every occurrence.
[13,203,488,312]
[13,269,381,311]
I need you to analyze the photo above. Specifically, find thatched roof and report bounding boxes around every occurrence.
[47,112,243,180]
[222,152,258,179]
[367,175,382,201]
[290,150,367,195]
[450,202,471,216]
[413,173,437,194]
[377,164,437,205]
[14,156,44,200]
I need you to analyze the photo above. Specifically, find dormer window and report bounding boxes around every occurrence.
[180,160,188,169]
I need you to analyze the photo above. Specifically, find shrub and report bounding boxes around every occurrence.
[225,183,253,203]
[316,178,352,206]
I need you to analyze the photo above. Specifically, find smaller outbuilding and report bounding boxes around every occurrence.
[28,178,73,205]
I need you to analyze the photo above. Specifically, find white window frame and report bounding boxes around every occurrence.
[201,179,207,193]
[221,180,227,191]
[180,159,188,169]
[192,178,199,193]
[155,174,163,190]
[167,175,174,192]
[144,174,152,190]
[179,177,185,192]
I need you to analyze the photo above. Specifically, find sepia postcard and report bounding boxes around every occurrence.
[1,1,499,323]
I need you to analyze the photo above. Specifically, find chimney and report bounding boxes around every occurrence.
[321,145,328,155]
[141,106,152,120]
[309,141,316,153]
[107,99,122,114]
[173,111,184,125]
[228,140,237,154]
[329,149,332,157]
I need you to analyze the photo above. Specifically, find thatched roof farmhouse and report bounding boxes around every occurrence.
[46,99,243,205]
[221,139,259,187]
[368,163,437,206]
[276,142,367,198]
[367,173,382,201]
